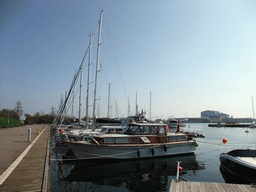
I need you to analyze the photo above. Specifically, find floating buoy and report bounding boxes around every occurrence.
[176,166,183,173]
[151,148,155,156]
[222,138,227,144]
[137,149,140,158]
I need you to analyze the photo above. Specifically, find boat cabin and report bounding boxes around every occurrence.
[123,123,167,135]
[91,123,188,145]
[99,127,125,134]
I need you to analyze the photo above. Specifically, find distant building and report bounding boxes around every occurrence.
[201,110,229,122]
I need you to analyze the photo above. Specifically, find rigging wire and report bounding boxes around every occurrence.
[56,19,100,124]
[105,23,128,100]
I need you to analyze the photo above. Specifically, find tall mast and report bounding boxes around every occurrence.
[115,101,119,118]
[71,71,76,120]
[93,10,103,130]
[150,91,151,122]
[65,91,67,117]
[107,83,110,118]
[135,92,138,115]
[79,65,83,123]
[86,35,92,129]
[252,96,255,120]
[128,97,130,117]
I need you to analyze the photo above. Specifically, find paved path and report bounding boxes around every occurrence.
[0,124,44,175]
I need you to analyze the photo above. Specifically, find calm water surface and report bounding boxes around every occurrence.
[50,123,256,191]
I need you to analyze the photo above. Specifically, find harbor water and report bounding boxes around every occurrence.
[50,123,256,191]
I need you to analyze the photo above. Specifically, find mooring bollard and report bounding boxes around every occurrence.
[37,127,40,135]
[28,128,31,142]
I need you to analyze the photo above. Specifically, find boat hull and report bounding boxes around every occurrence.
[67,141,197,160]
[220,153,256,184]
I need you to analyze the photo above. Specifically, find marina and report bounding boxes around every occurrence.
[49,123,256,191]
[0,123,256,191]
[2,1,256,192]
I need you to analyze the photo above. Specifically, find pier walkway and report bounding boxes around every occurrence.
[0,125,50,191]
[170,180,256,192]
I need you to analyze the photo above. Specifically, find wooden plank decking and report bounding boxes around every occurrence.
[0,126,50,192]
[170,180,256,192]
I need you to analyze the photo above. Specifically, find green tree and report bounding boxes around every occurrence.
[15,101,23,118]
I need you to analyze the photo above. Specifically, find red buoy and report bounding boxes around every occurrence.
[222,138,227,144]
[176,166,183,173]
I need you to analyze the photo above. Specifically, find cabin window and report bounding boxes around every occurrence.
[116,137,130,143]
[137,126,146,133]
[177,136,187,140]
[169,136,177,141]
[145,126,157,133]
[159,127,165,135]
[124,126,138,134]
[103,138,116,143]
[100,128,108,134]
[115,129,123,134]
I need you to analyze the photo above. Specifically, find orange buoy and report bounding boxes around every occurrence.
[222,138,227,144]
[179,166,183,173]
[176,166,183,173]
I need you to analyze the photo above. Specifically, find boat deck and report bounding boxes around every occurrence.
[0,126,50,191]
[170,181,256,192]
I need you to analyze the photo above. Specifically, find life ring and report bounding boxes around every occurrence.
[59,128,64,134]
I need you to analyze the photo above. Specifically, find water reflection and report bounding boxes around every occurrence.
[51,154,205,192]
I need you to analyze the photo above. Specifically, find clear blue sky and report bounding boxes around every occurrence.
[1,0,256,120]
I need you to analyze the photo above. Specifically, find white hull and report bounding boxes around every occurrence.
[67,141,196,160]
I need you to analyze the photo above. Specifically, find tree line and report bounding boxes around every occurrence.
[24,113,55,124]
[0,101,57,127]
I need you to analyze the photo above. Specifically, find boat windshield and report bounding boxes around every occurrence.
[228,149,256,157]
[124,125,158,134]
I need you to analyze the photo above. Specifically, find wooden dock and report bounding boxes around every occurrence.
[170,180,256,192]
[0,125,50,192]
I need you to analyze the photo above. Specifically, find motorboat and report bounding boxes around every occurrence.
[219,149,256,184]
[66,122,198,160]
[166,118,178,130]
[249,121,256,128]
